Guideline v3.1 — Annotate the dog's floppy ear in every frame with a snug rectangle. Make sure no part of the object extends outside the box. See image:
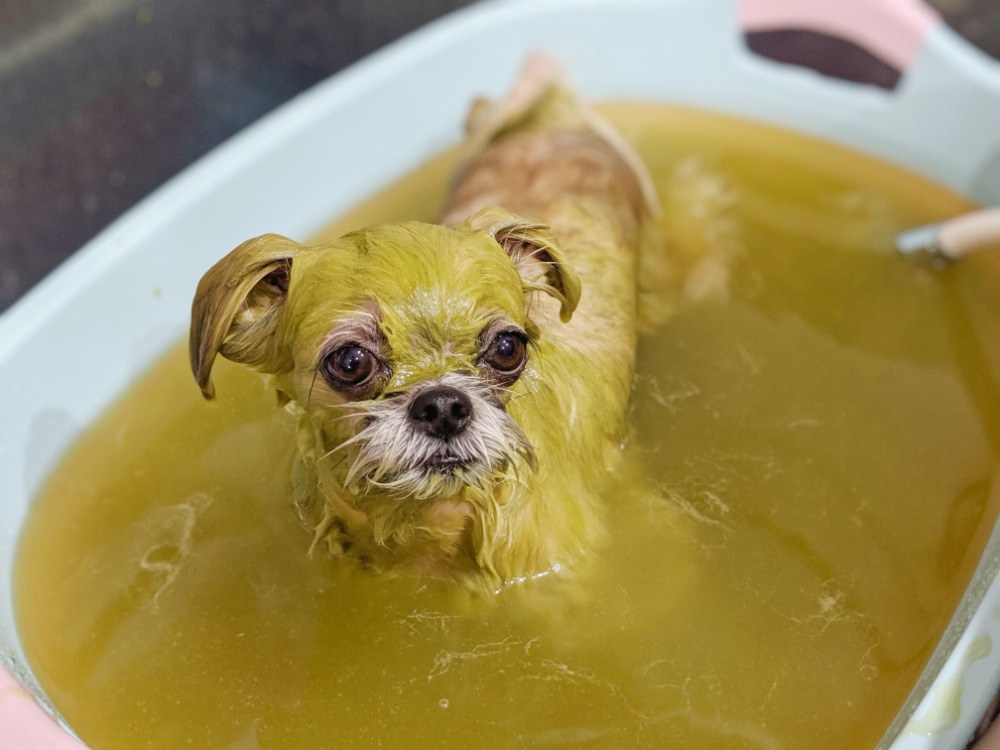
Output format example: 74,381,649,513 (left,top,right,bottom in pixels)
190,233,305,399
463,207,581,323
